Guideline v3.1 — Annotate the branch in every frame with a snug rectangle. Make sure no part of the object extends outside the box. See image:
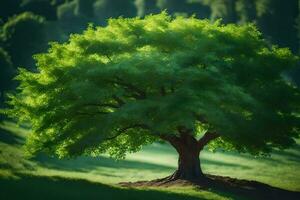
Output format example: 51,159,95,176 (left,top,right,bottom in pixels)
83,103,120,109
76,111,111,116
159,134,181,151
160,86,166,96
106,55,112,62
170,86,175,93
80,96,126,110
198,131,220,149
103,124,150,141
112,95,125,106
114,77,146,99
193,113,208,124
177,126,193,135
